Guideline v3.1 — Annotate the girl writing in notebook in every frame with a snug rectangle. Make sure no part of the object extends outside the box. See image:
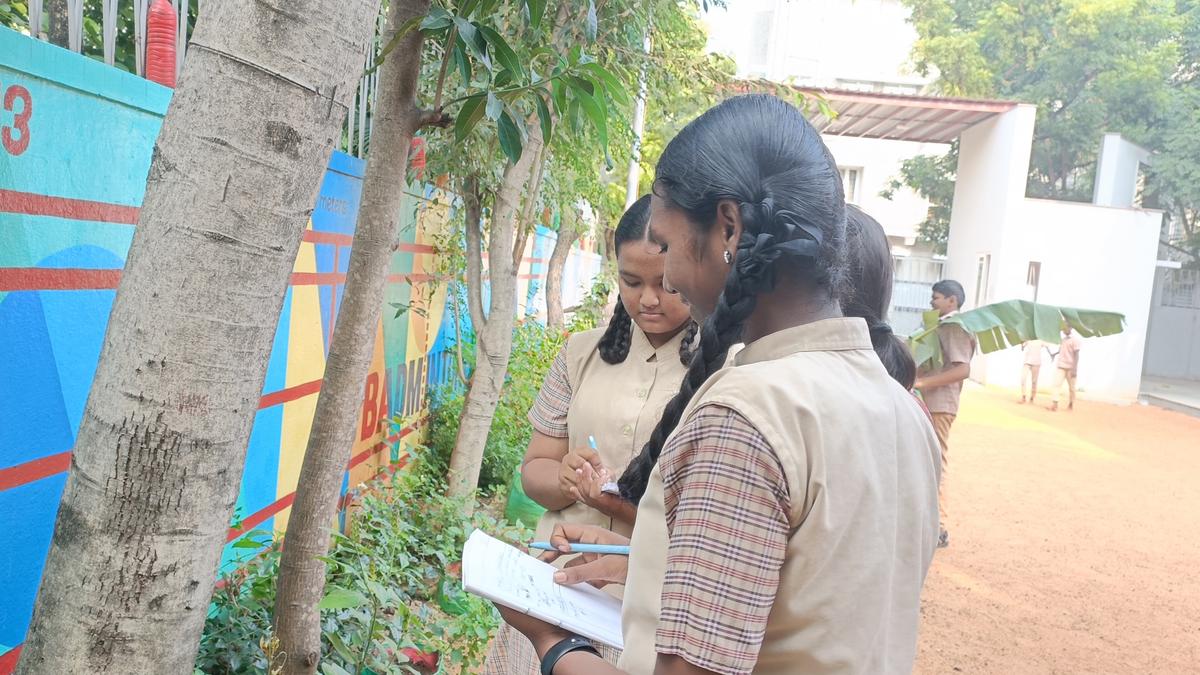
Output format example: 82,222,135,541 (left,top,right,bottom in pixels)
497,94,941,675
483,195,695,673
